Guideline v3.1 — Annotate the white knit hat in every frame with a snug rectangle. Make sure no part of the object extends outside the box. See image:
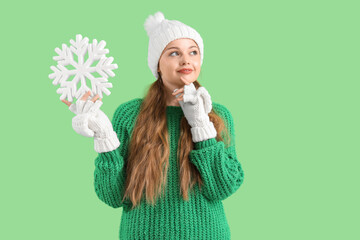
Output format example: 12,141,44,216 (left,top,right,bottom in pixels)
144,11,204,79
